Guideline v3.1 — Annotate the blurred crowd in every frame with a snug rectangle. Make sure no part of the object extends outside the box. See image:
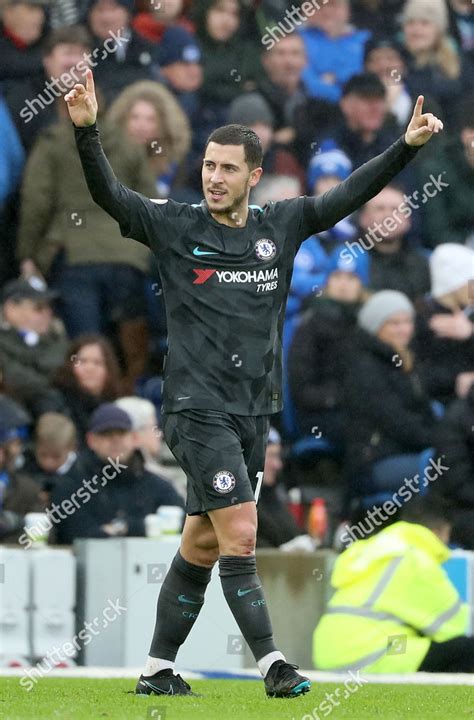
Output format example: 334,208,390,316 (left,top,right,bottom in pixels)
0,0,473,551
